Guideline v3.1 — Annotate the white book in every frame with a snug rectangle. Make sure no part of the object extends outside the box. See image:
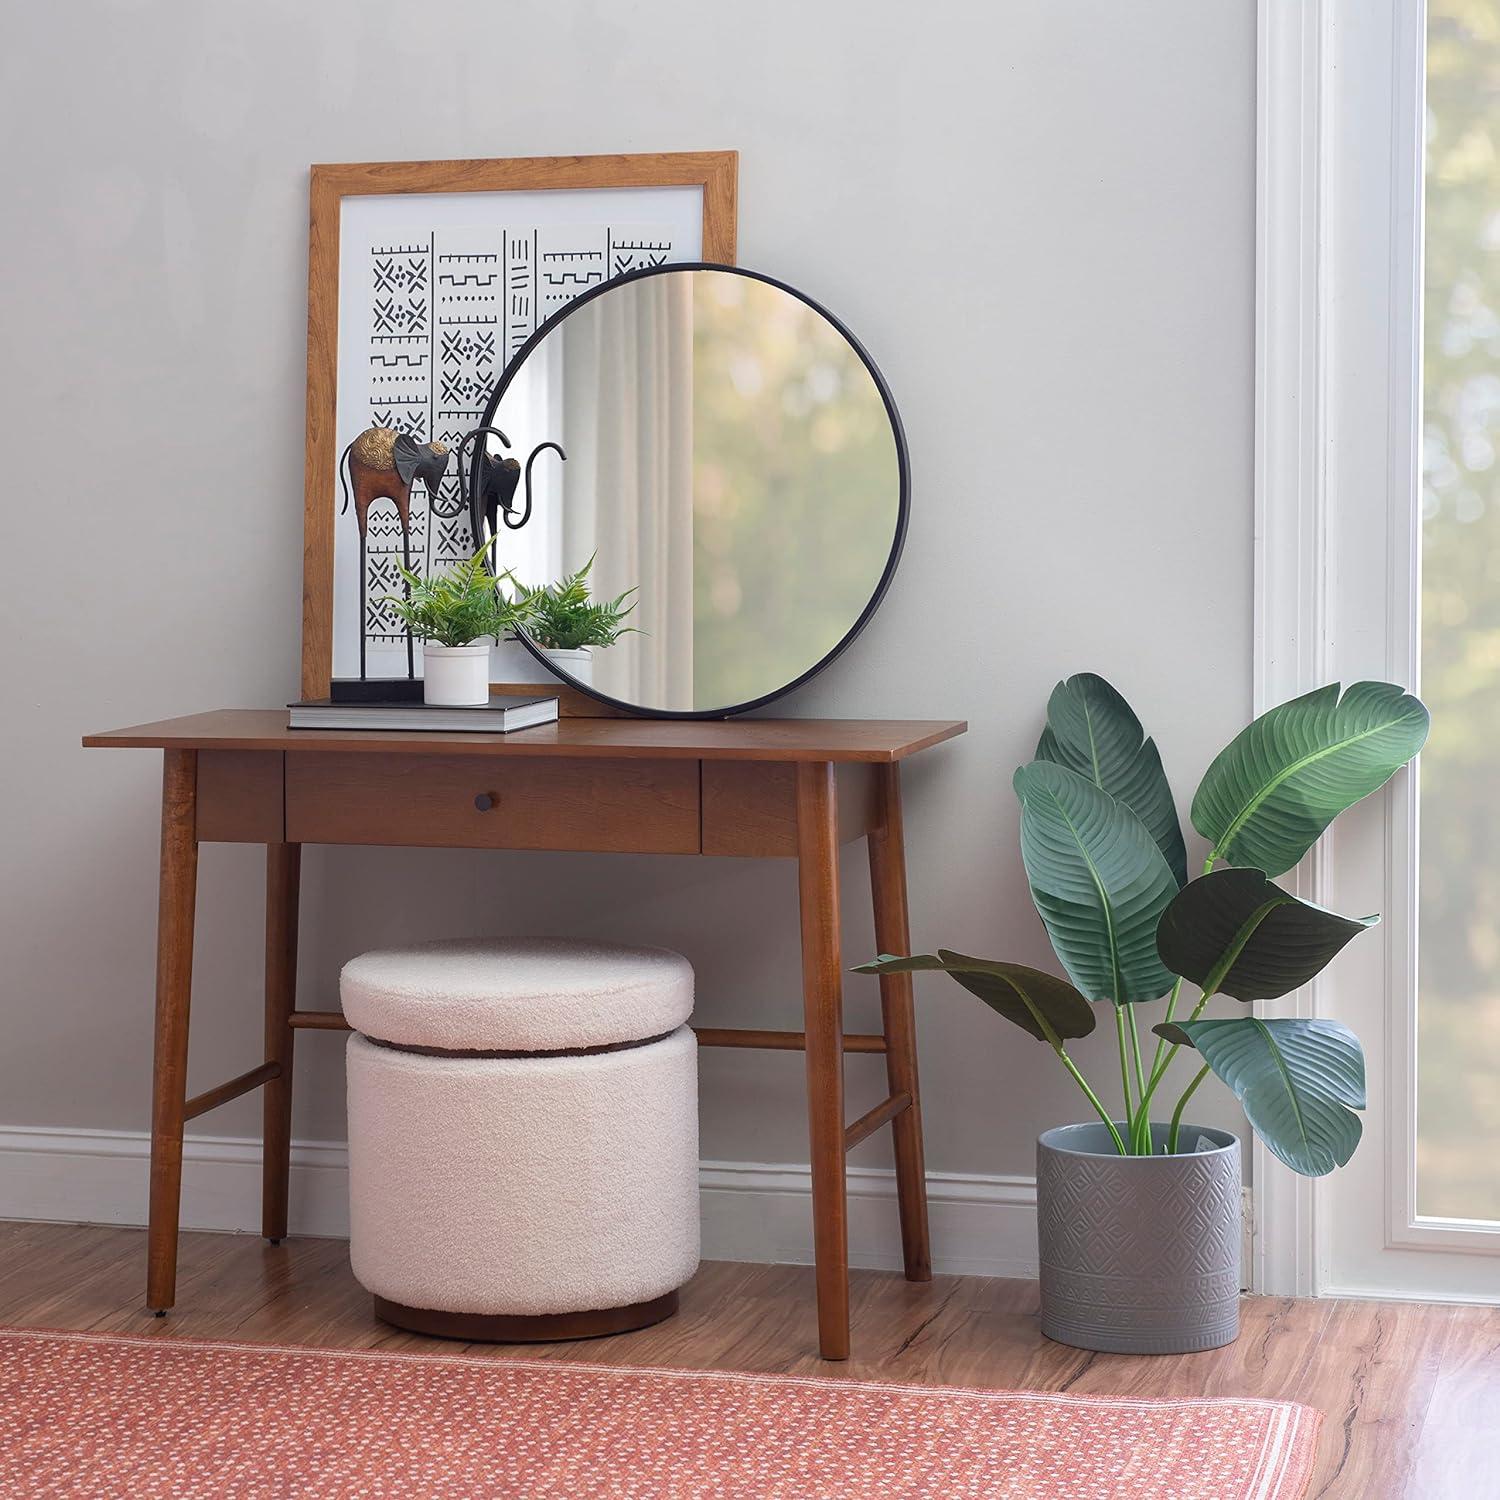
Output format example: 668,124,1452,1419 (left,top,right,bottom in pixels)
288,696,559,733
